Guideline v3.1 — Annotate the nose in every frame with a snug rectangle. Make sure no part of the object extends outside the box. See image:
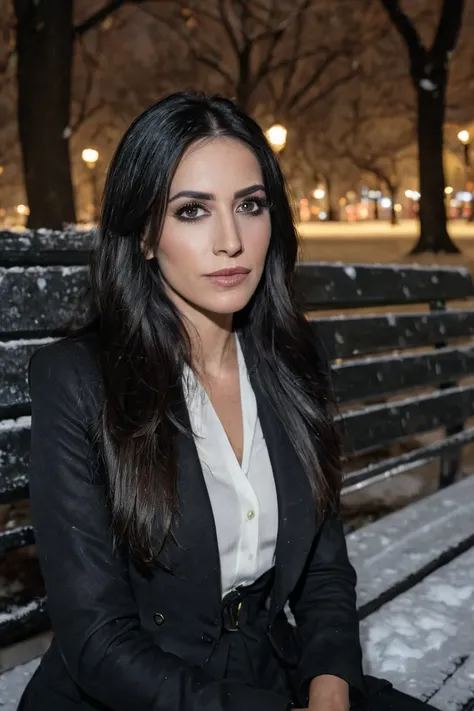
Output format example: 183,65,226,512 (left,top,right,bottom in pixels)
213,211,243,256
